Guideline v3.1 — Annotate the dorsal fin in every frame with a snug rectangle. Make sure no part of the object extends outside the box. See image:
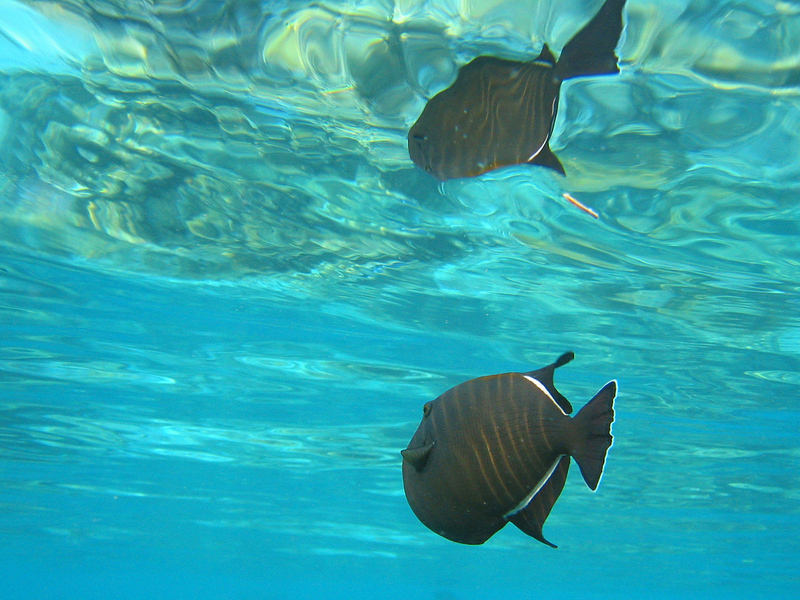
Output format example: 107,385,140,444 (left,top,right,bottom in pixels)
401,442,434,472
534,43,556,67
528,141,565,175
524,351,574,414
